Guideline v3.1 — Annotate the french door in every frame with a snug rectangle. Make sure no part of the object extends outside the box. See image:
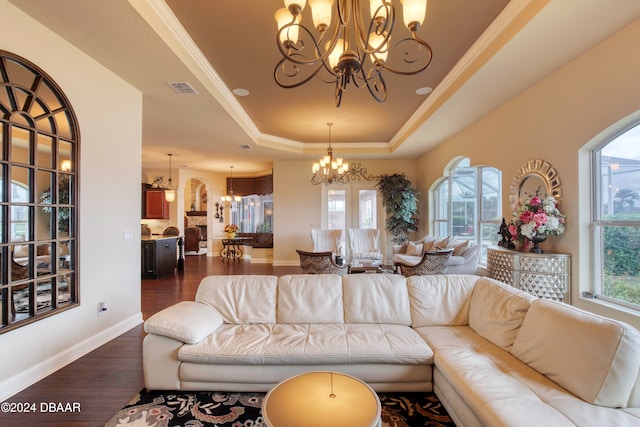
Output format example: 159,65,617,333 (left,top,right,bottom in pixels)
322,184,378,258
